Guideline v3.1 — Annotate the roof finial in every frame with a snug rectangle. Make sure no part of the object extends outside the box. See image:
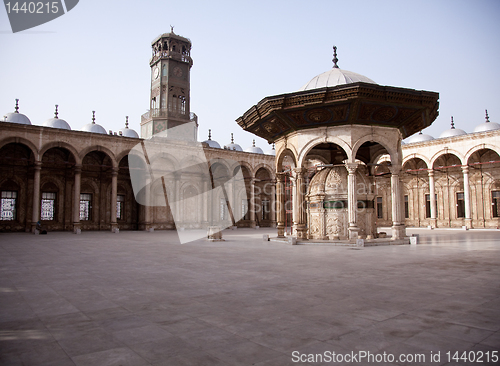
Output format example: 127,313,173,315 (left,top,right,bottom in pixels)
54,105,59,118
231,133,234,144
208,129,212,140
272,143,275,150
14,99,19,113
253,139,256,147
485,109,490,123
451,116,455,129
170,25,174,33
92,111,96,124
332,46,339,69
125,116,129,128
419,131,423,135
